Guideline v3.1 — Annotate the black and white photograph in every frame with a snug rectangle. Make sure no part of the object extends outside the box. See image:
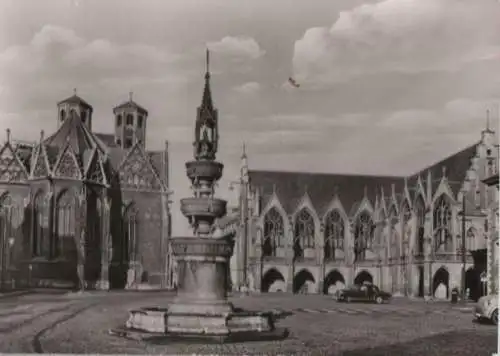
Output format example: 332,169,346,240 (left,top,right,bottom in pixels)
0,0,499,354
